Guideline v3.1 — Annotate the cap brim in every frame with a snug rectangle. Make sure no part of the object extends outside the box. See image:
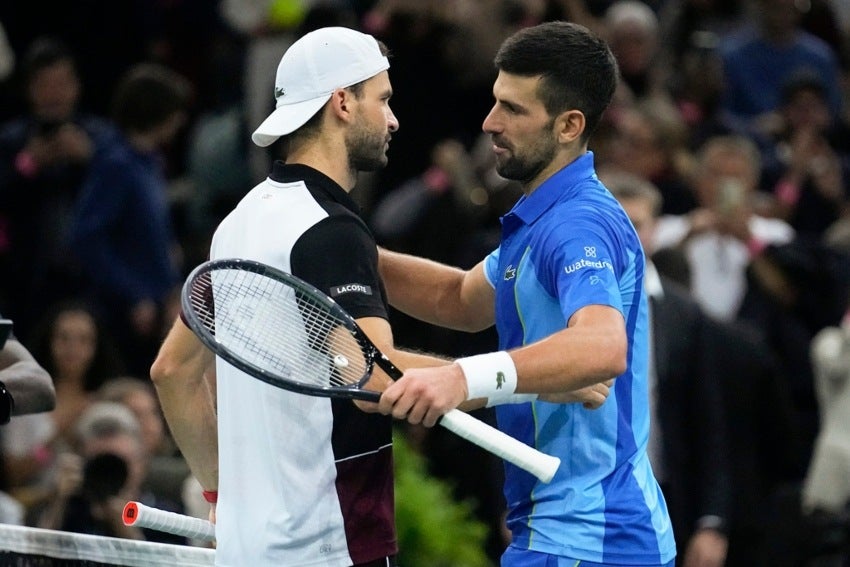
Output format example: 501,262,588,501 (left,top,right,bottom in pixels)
251,95,331,147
